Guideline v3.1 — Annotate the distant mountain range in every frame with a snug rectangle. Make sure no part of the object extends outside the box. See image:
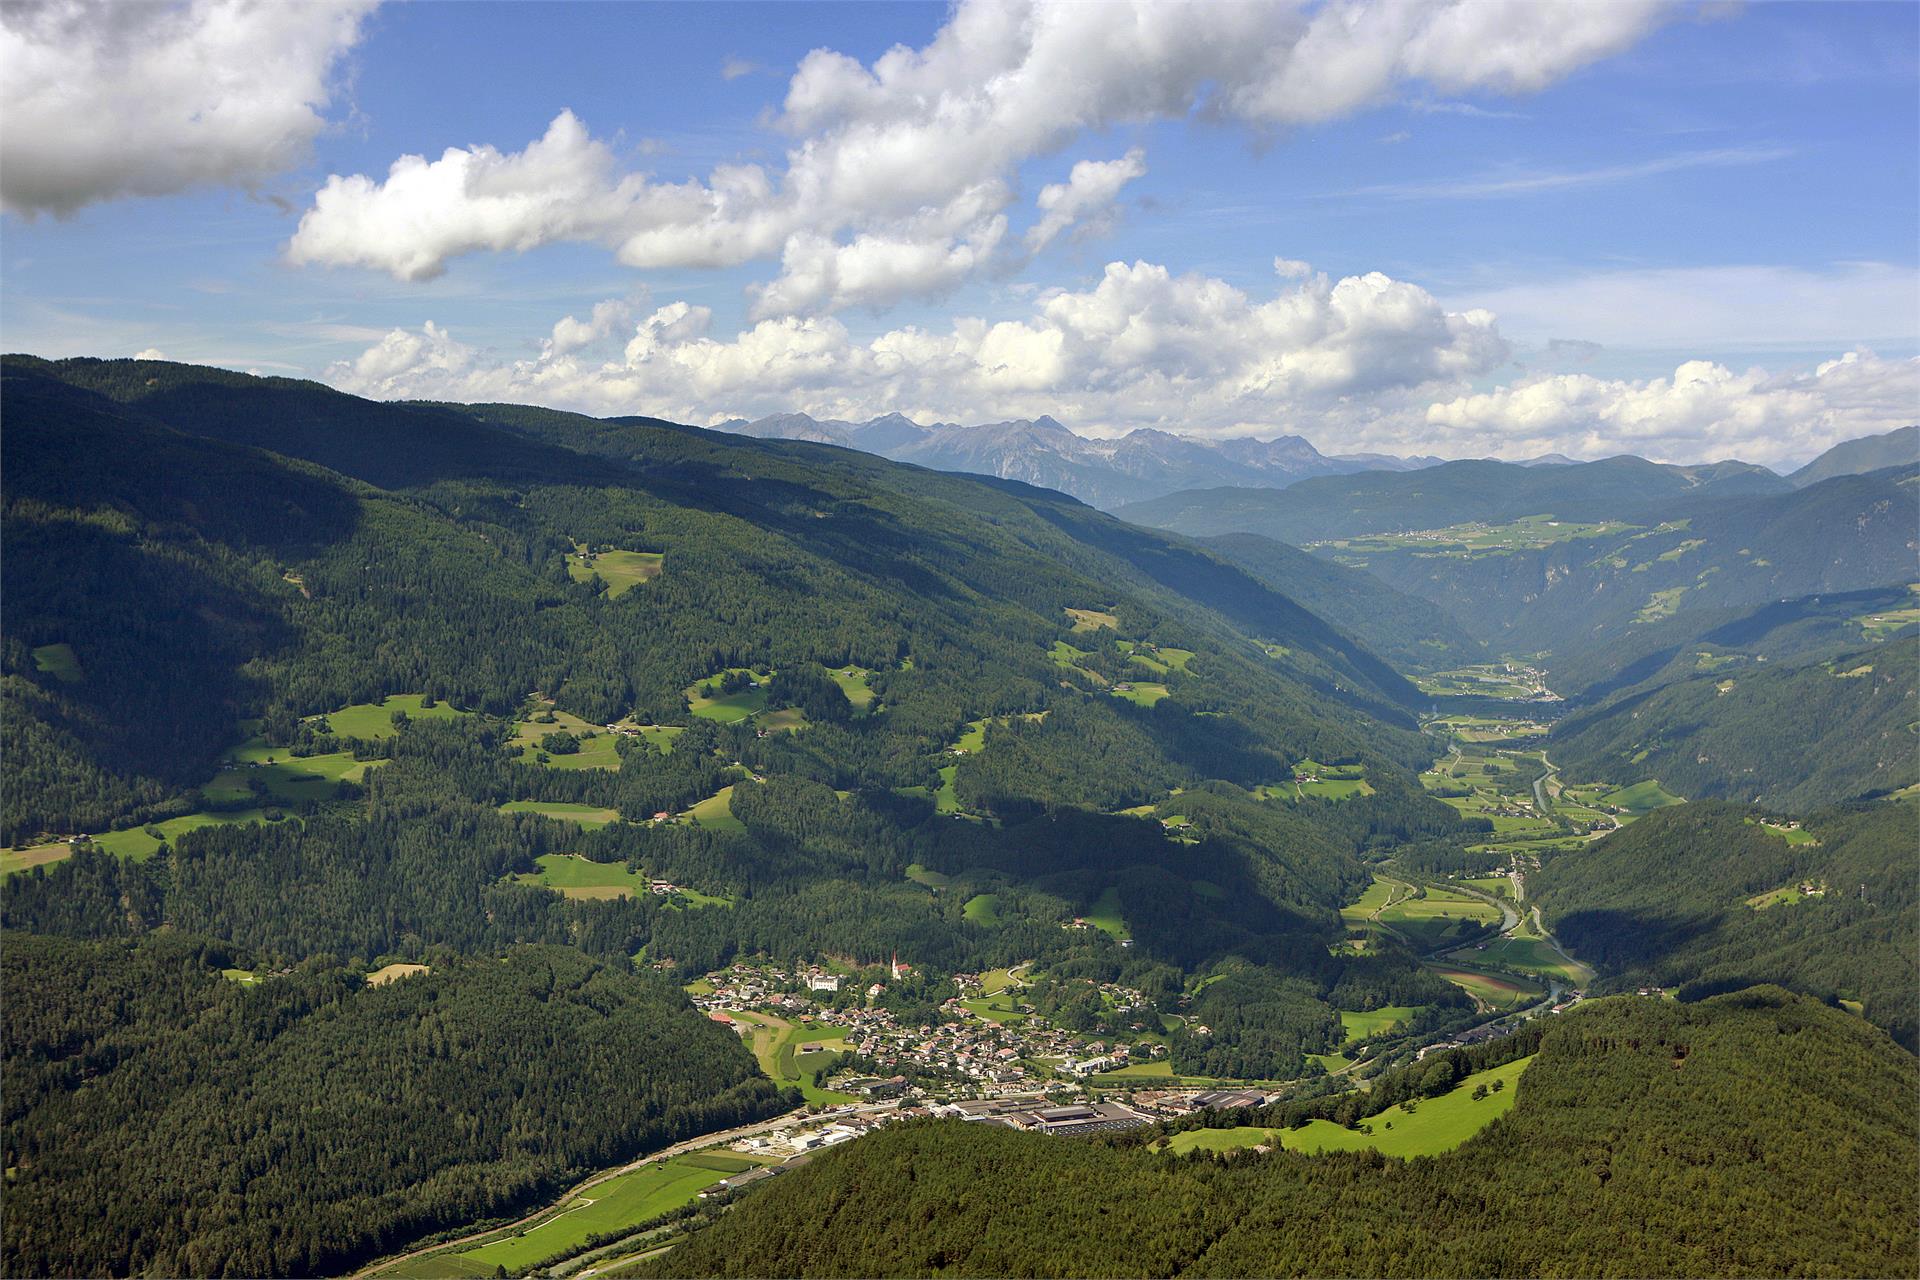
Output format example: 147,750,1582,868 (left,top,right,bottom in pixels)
719,414,1917,512
715,411,1449,508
